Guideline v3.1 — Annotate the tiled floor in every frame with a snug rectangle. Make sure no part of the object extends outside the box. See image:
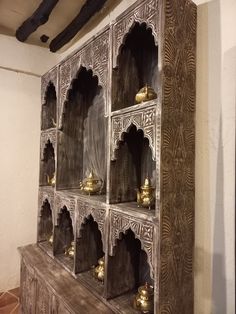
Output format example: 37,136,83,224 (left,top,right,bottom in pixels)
0,288,20,314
